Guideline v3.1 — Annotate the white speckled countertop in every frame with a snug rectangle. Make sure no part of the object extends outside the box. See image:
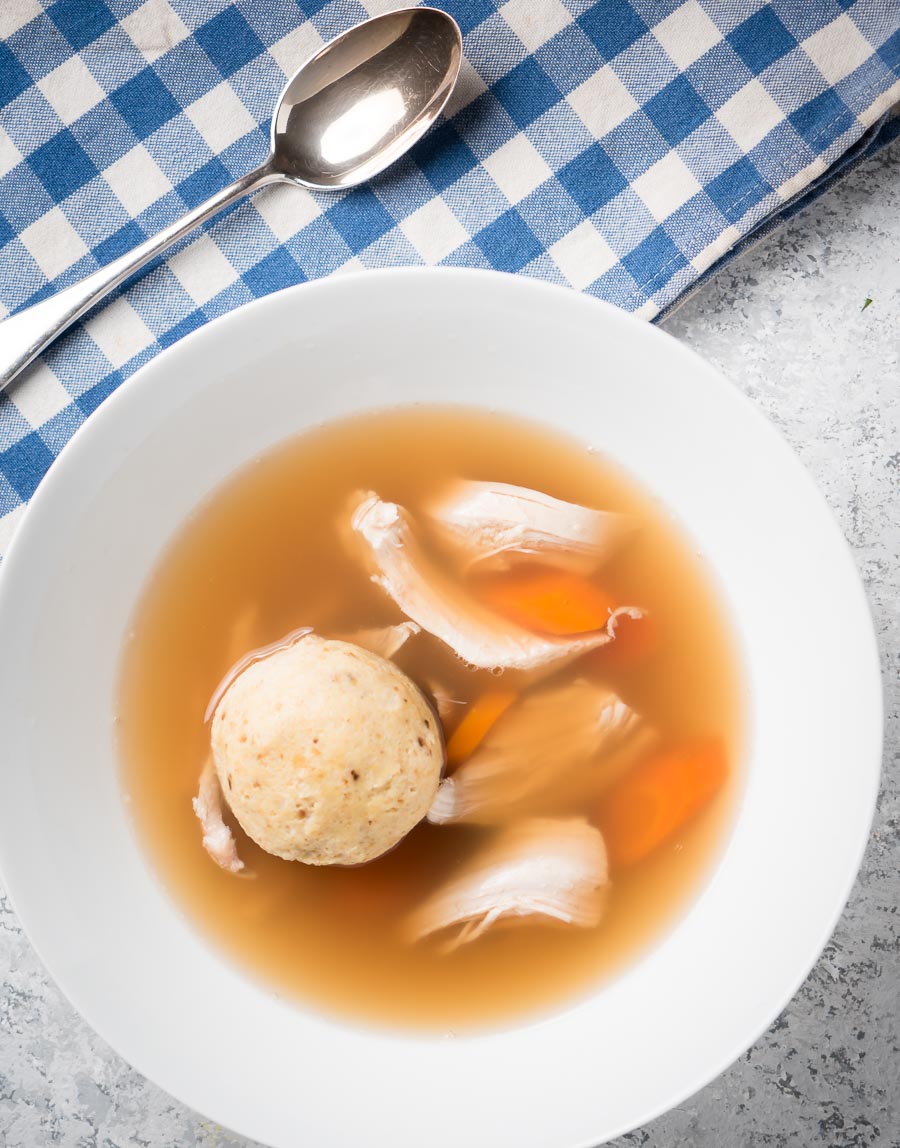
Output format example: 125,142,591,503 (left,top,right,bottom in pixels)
1,141,898,1147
